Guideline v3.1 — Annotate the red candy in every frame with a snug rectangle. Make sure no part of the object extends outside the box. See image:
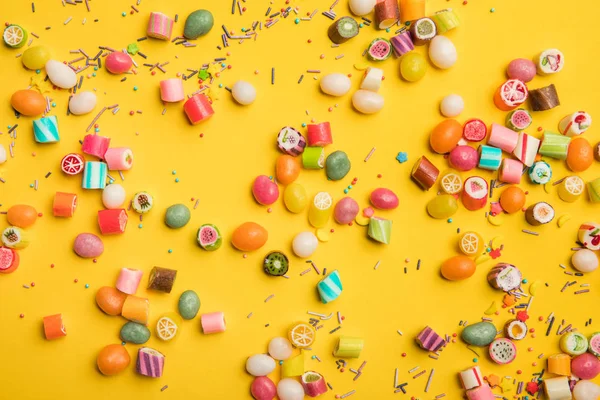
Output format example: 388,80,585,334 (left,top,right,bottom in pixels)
0,247,20,274
463,119,487,142
306,122,333,147
183,94,214,125
97,209,128,235
105,52,133,74
81,134,111,159
61,153,85,175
